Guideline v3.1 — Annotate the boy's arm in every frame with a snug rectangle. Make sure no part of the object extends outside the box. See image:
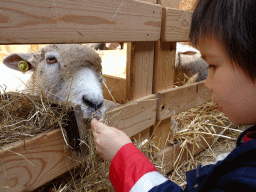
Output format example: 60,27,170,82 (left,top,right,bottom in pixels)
109,143,184,192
